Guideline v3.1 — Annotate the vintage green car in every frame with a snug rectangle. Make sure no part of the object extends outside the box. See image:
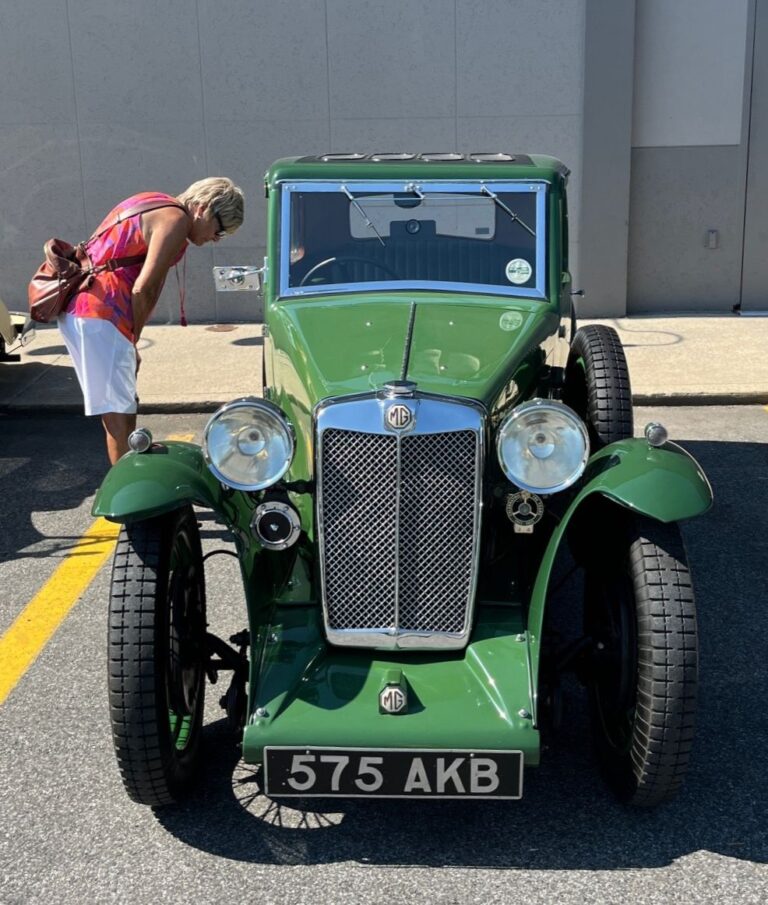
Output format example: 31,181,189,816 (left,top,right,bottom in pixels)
94,152,712,808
